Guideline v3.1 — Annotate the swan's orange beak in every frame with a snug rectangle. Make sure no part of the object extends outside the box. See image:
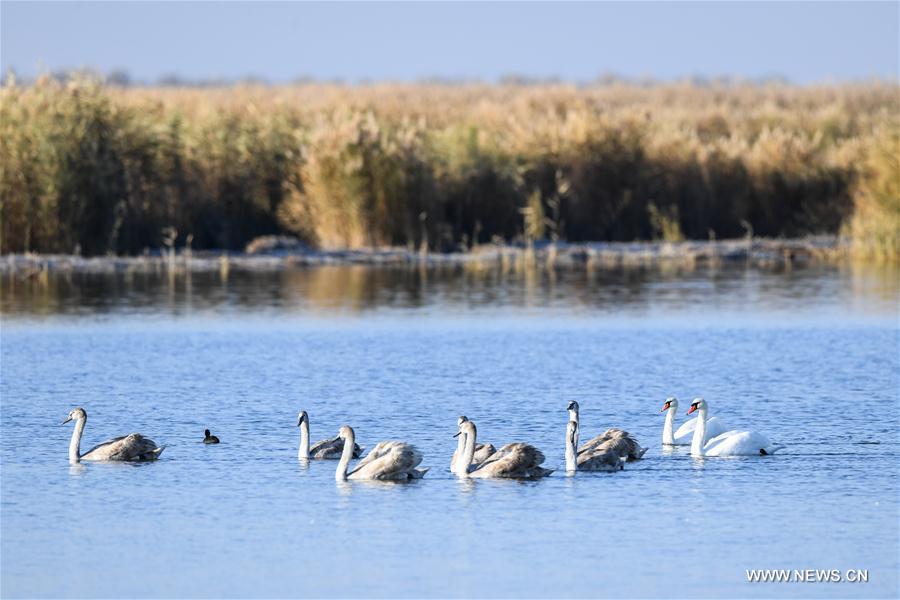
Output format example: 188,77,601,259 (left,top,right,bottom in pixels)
686,404,698,415
660,401,671,412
